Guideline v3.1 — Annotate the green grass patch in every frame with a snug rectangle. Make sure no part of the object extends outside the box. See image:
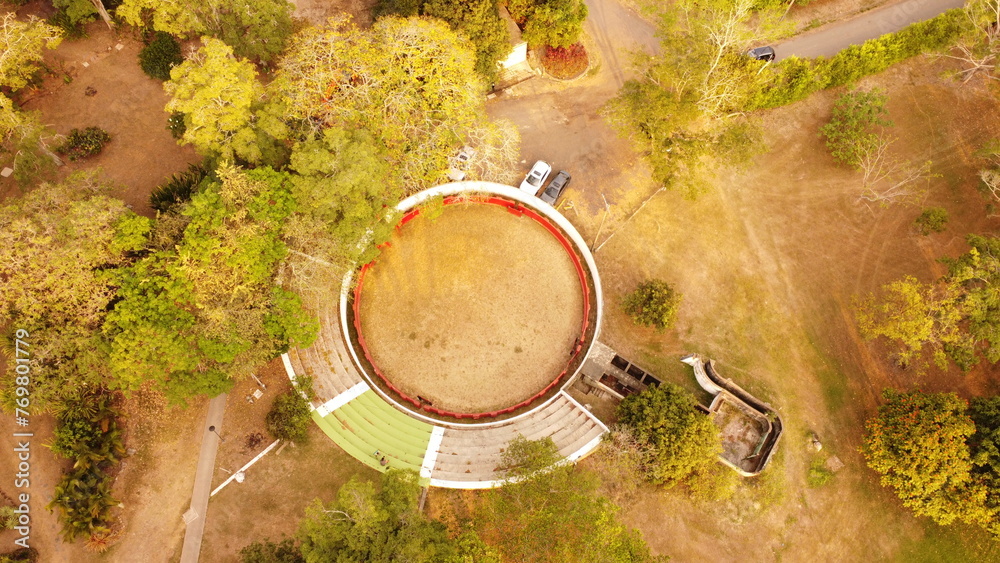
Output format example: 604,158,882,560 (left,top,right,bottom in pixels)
807,458,834,487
